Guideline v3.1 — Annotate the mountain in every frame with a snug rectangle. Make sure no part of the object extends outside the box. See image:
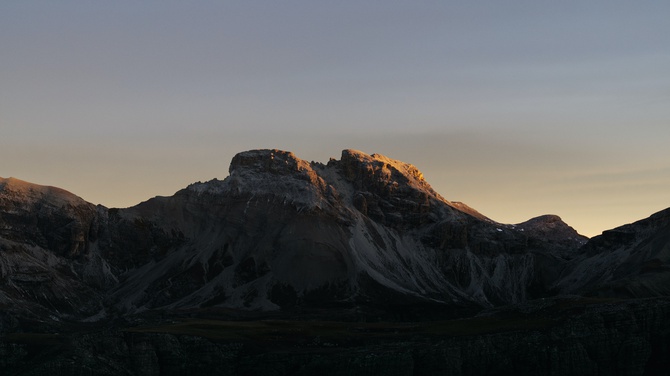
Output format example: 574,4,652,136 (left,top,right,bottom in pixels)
1,149,670,375
1,150,588,322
